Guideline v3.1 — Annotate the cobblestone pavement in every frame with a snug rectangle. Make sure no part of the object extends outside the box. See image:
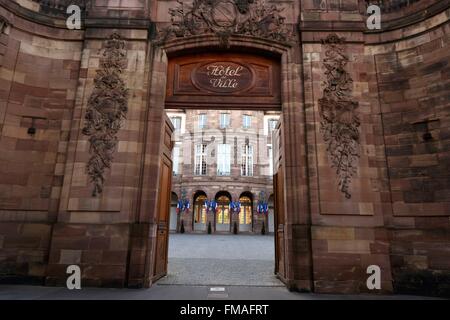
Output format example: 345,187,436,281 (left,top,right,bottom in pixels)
157,234,283,286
